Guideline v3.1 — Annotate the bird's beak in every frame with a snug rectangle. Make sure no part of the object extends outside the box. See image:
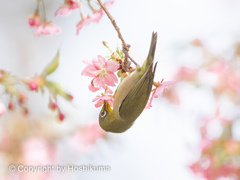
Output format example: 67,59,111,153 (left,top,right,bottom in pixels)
103,100,110,111
101,100,113,114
